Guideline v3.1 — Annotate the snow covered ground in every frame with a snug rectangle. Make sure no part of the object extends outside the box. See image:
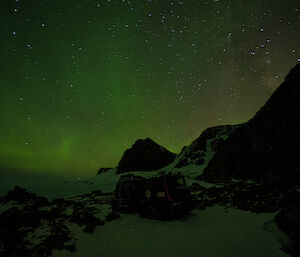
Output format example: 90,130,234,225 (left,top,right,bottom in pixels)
0,170,292,257
52,206,289,257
